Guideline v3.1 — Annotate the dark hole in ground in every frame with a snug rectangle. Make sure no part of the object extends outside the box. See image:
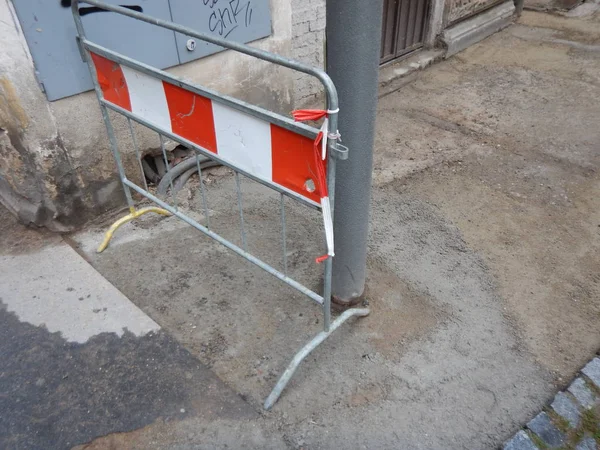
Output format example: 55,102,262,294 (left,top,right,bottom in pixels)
139,144,223,199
